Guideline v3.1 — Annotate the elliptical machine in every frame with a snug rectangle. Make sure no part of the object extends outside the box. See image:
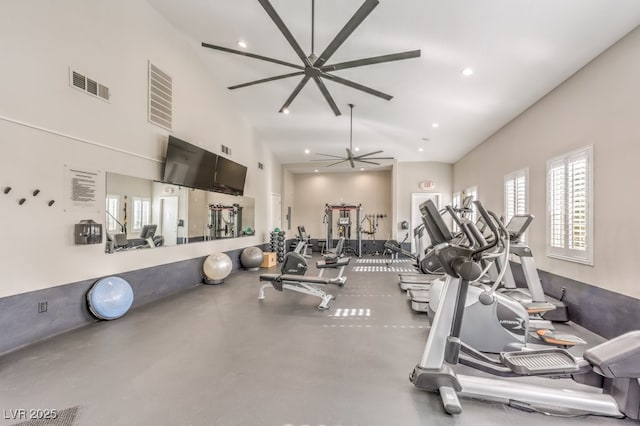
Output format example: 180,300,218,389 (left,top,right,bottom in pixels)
426,206,583,352
410,199,640,419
